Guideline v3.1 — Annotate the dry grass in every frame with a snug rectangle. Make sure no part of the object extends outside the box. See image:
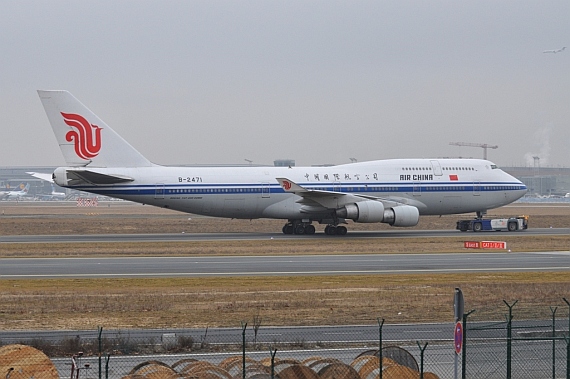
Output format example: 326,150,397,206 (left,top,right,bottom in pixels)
0,235,568,258
0,202,568,330
0,273,569,330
